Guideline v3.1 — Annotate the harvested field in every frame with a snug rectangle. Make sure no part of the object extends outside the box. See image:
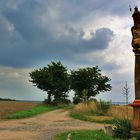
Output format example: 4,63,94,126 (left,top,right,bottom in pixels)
0,101,38,119
108,105,133,120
